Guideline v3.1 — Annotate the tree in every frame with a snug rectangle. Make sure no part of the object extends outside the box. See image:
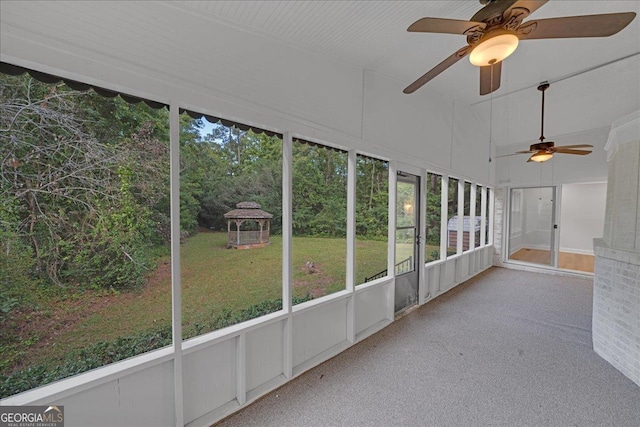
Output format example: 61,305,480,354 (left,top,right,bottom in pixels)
180,120,283,234
425,173,442,246
355,156,388,239
0,74,170,289
292,142,347,237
